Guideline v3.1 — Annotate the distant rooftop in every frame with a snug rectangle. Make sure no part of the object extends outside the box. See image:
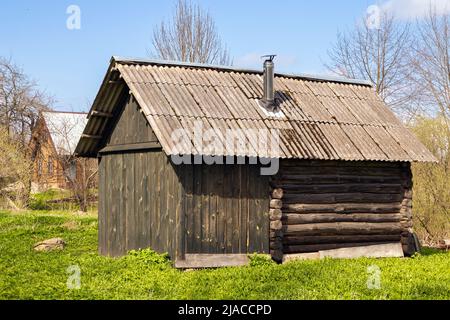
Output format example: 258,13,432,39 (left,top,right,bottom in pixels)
42,111,88,155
